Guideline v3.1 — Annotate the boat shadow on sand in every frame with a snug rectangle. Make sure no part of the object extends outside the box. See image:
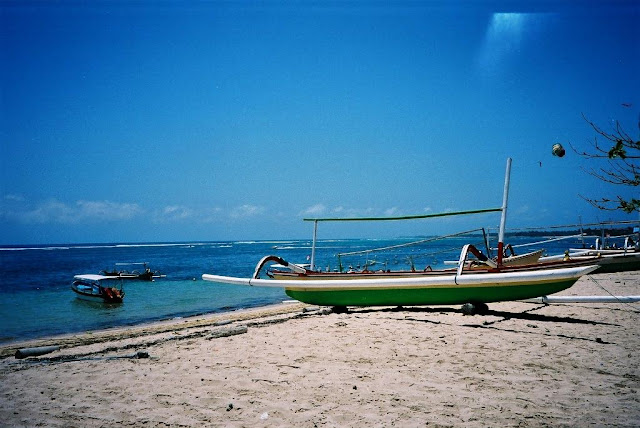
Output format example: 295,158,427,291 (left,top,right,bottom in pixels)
352,305,620,330
344,306,621,345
